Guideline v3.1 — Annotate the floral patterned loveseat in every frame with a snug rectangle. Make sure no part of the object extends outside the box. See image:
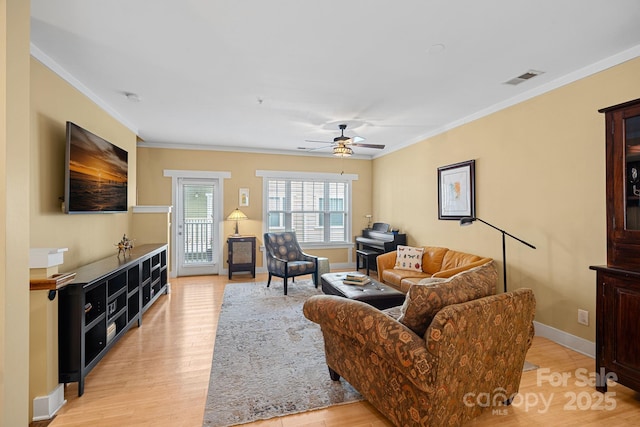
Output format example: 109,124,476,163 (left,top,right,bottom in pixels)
303,262,536,427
